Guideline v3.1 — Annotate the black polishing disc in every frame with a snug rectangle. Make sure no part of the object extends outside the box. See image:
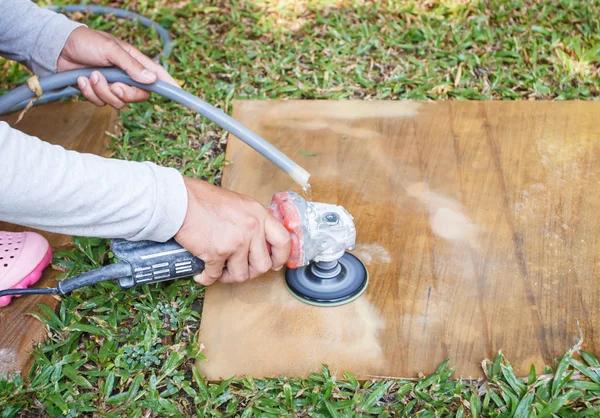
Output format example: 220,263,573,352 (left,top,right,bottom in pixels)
284,252,368,307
